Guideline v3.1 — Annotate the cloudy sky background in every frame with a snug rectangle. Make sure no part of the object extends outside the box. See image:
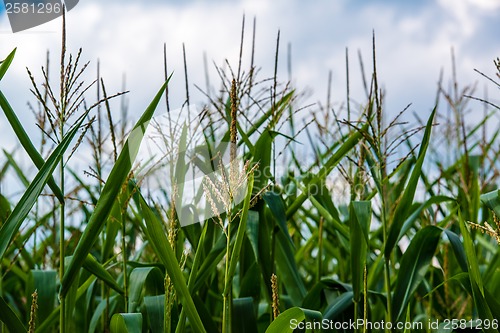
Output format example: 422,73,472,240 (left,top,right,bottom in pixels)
0,0,499,168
